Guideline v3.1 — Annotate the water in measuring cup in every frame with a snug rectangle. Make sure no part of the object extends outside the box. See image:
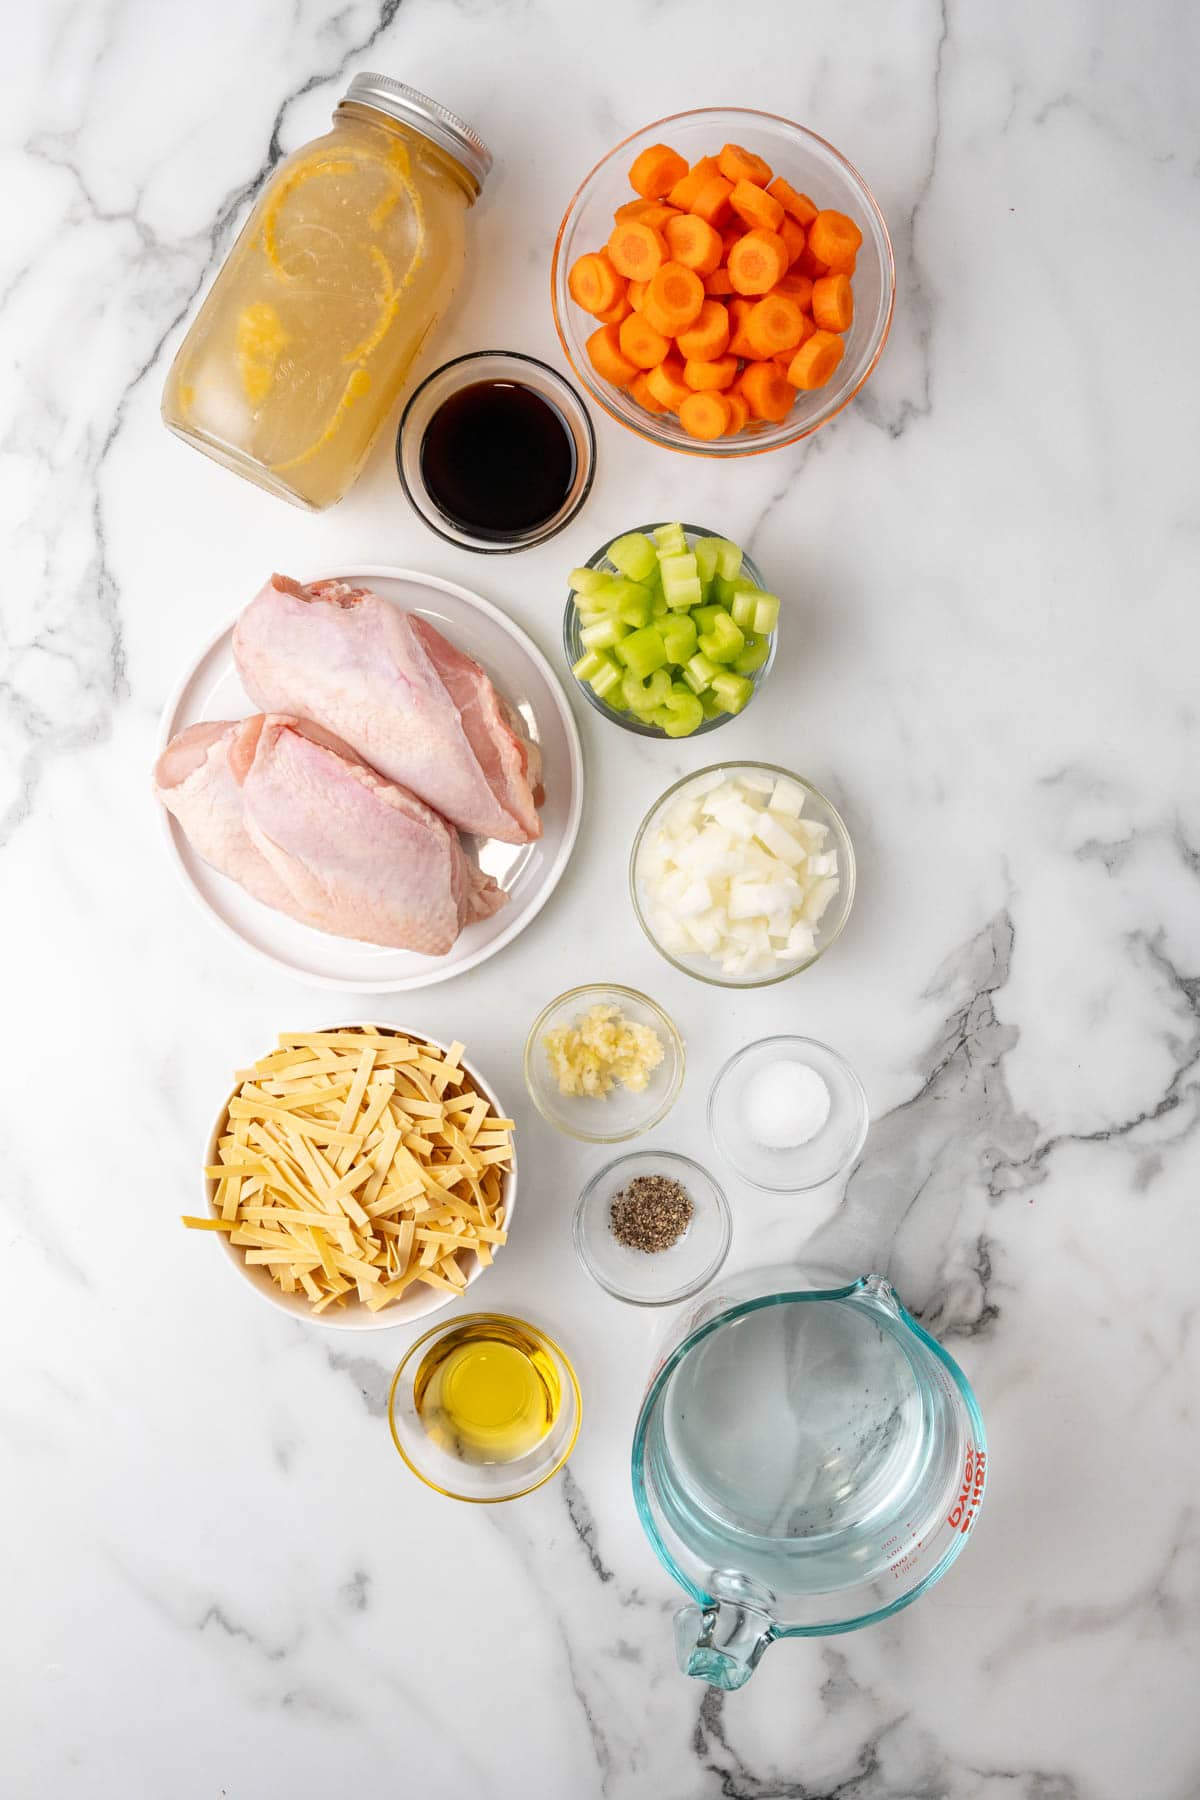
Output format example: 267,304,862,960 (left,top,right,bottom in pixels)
656,1295,955,1594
